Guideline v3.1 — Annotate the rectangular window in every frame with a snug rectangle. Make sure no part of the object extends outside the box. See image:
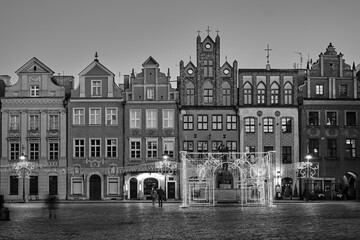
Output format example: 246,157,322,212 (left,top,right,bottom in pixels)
197,115,208,130
326,111,337,126
212,141,222,151
91,80,102,96
89,139,101,157
346,139,356,158
146,140,158,158
197,141,208,152
163,110,174,128
29,176,38,195
281,117,292,133
282,146,292,164
327,139,337,158
30,85,39,97
106,139,117,158
146,110,158,129
72,177,83,195
212,115,223,130
108,178,119,195
73,108,85,125
203,60,213,77
316,85,324,95
264,146,274,152
270,89,279,104
29,142,39,160
284,89,293,105
226,115,237,130
222,89,231,105
204,89,213,104
49,115,59,130
10,176,19,195
9,142,20,160
74,139,85,158
308,139,319,157
29,115,39,130
183,141,194,152
49,141,59,160
339,84,348,96
263,118,274,133
183,115,194,130
147,88,155,99
244,89,252,104
49,176,58,195
106,108,118,125
308,111,319,126
130,140,141,158
226,141,237,152
245,117,255,133
163,140,174,158
186,89,195,105
346,112,356,126
89,108,101,125
130,109,141,129
9,115,20,131
257,89,265,104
